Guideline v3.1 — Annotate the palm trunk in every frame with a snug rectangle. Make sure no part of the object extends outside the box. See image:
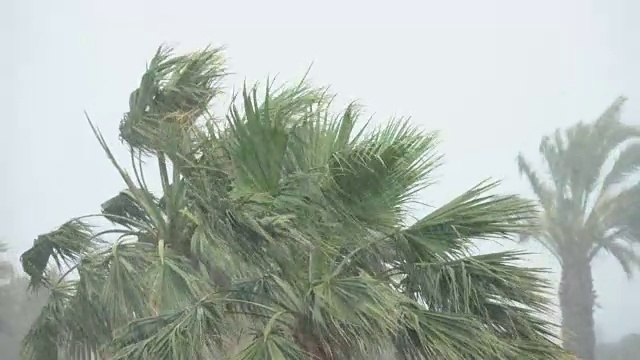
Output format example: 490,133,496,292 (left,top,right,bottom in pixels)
295,330,333,360
558,254,595,360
